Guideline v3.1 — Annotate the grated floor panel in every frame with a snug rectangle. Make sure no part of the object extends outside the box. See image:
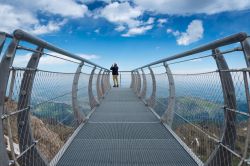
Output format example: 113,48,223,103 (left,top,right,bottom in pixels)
56,88,198,166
